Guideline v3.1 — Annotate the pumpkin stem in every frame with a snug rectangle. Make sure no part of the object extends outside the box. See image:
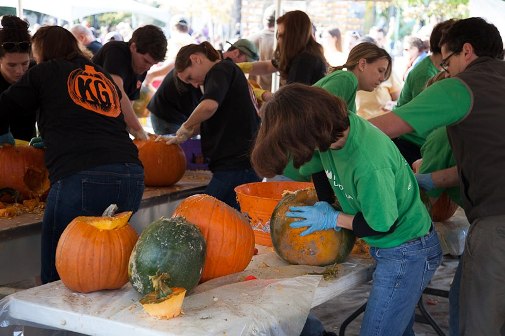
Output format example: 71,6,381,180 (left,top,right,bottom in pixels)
150,273,173,300
102,204,118,217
